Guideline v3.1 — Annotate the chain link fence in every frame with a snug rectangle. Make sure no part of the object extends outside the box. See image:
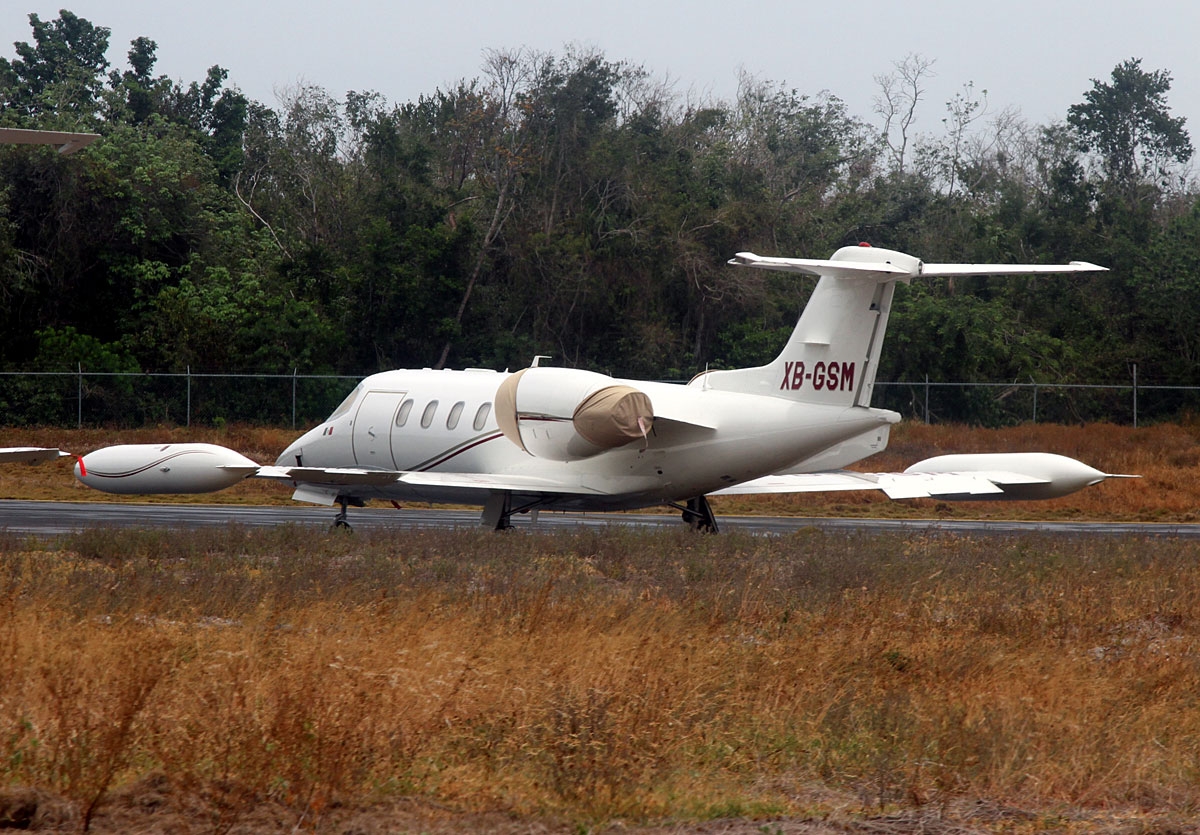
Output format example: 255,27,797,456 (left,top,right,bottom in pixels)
0,369,360,429
0,368,1193,428
874,375,1194,427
